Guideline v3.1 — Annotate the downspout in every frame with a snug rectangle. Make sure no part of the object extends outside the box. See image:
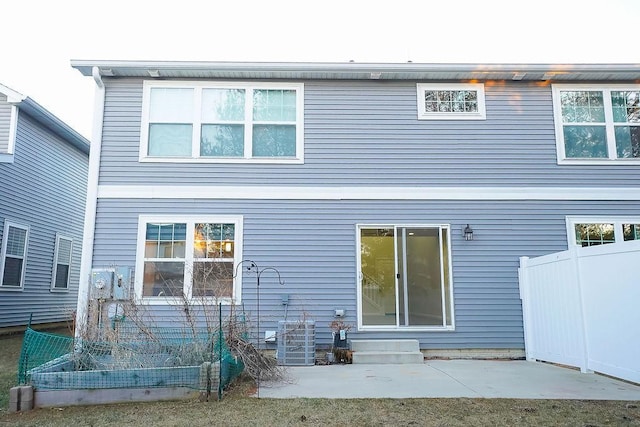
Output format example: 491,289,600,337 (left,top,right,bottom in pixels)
75,66,105,340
